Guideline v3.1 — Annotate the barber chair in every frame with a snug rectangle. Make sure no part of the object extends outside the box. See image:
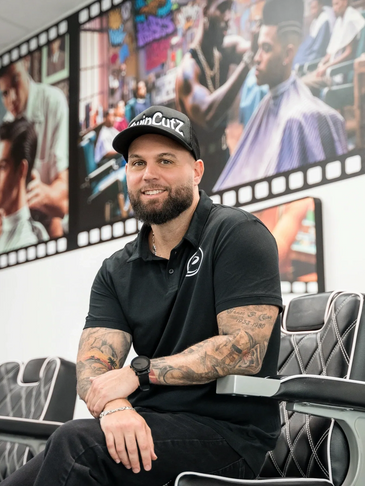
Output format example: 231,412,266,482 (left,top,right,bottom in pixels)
0,357,77,481
322,14,365,112
175,291,365,486
78,131,130,226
